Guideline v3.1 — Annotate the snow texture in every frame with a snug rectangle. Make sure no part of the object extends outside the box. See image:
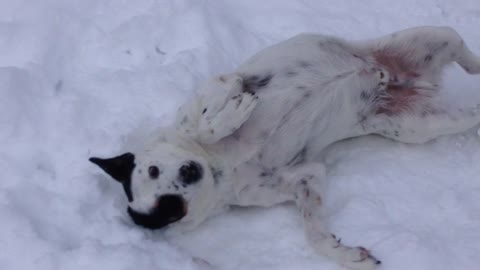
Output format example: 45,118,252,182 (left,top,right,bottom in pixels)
1,1,480,270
